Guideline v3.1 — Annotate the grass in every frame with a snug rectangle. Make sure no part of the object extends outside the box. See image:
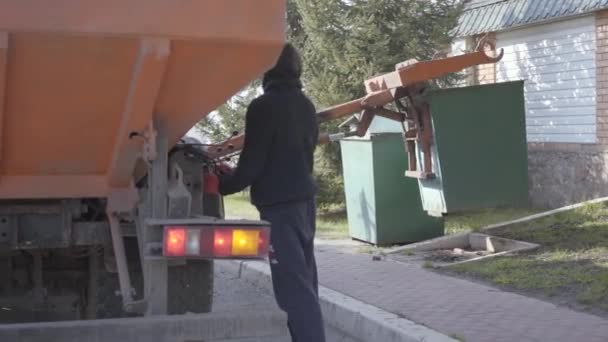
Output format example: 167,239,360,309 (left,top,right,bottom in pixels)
444,207,540,235
223,193,259,220
223,194,349,239
447,202,608,315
